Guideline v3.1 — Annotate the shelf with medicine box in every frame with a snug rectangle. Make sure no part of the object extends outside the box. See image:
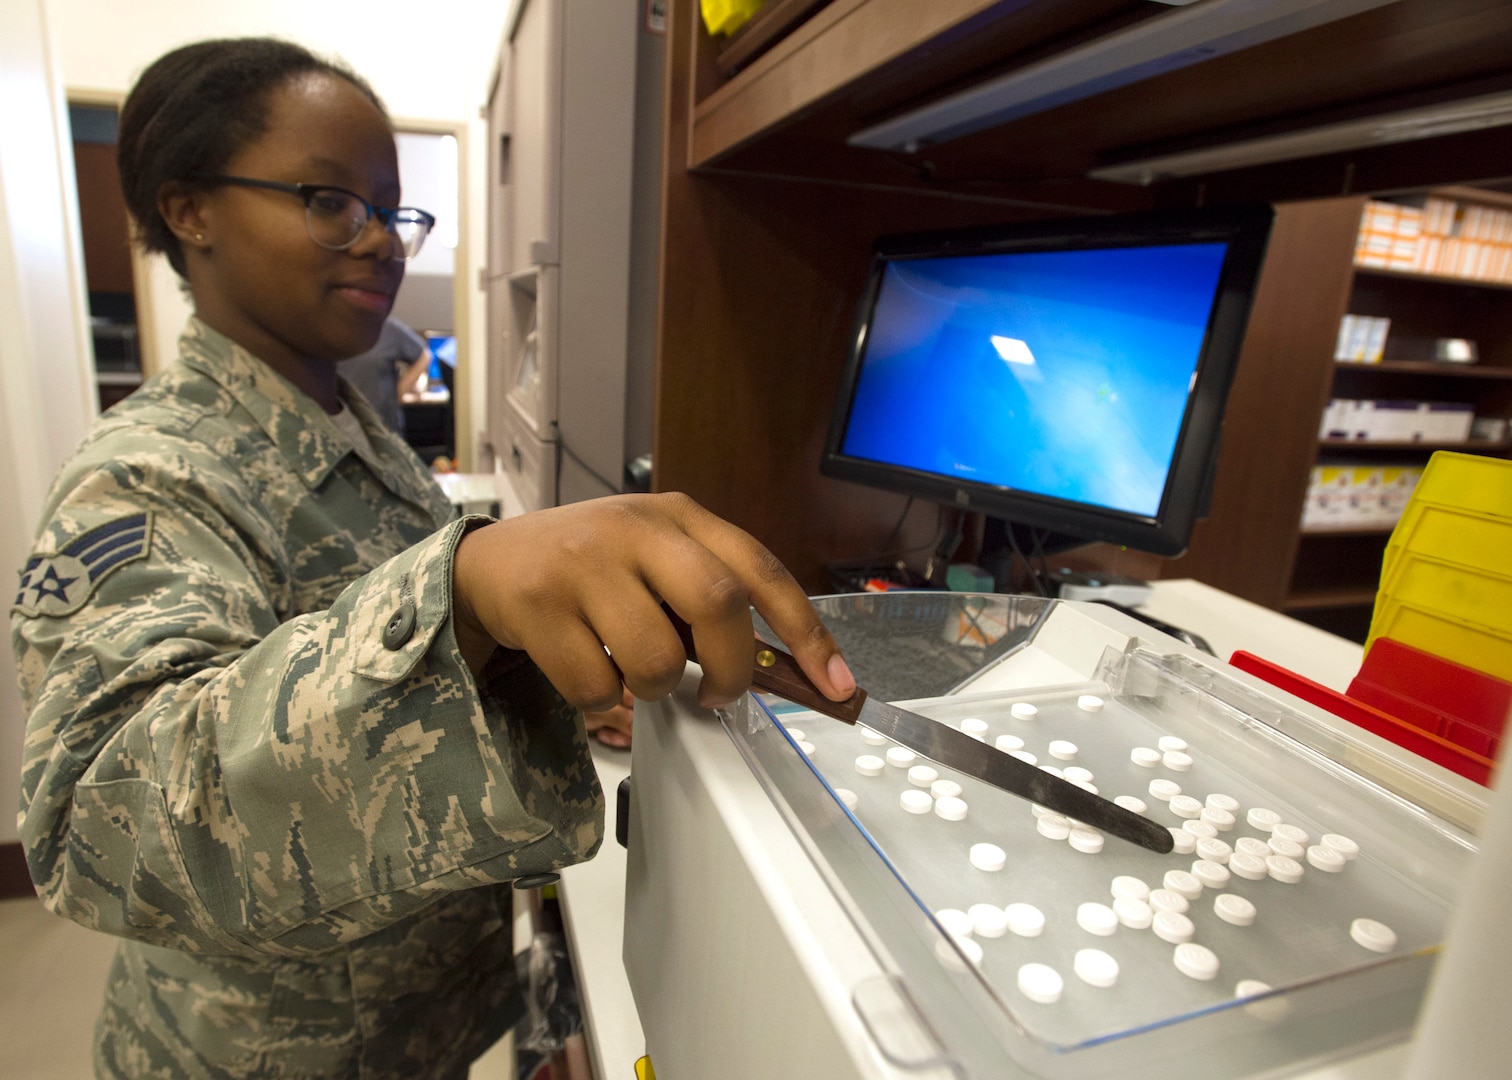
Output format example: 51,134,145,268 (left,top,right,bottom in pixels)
1169,192,1512,645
